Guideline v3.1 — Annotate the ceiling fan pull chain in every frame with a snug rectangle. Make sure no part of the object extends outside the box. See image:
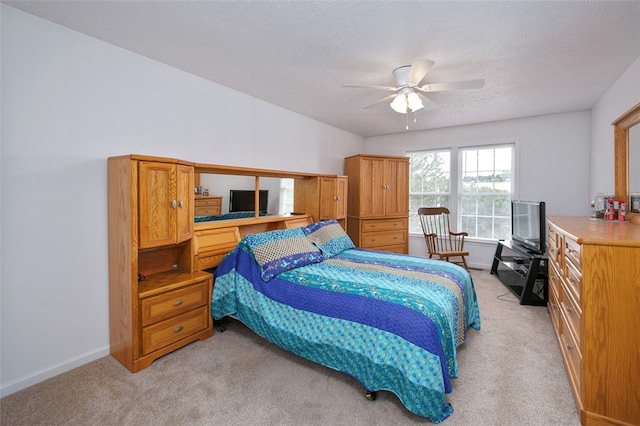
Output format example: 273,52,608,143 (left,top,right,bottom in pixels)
406,113,409,130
